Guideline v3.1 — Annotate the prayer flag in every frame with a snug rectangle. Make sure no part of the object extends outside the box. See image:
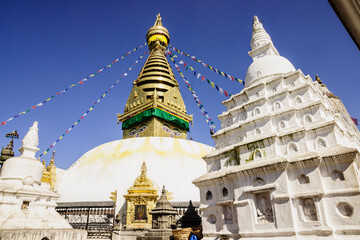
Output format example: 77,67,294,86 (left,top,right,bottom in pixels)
351,117,359,126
